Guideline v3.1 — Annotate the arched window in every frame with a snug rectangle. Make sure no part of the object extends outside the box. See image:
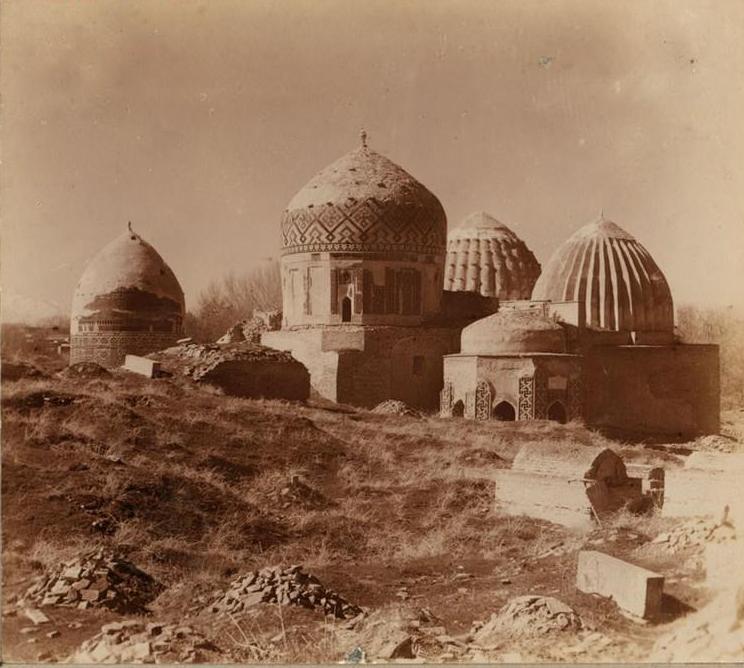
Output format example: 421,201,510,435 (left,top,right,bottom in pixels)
547,401,567,424
341,296,352,322
493,401,516,421
452,400,465,418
